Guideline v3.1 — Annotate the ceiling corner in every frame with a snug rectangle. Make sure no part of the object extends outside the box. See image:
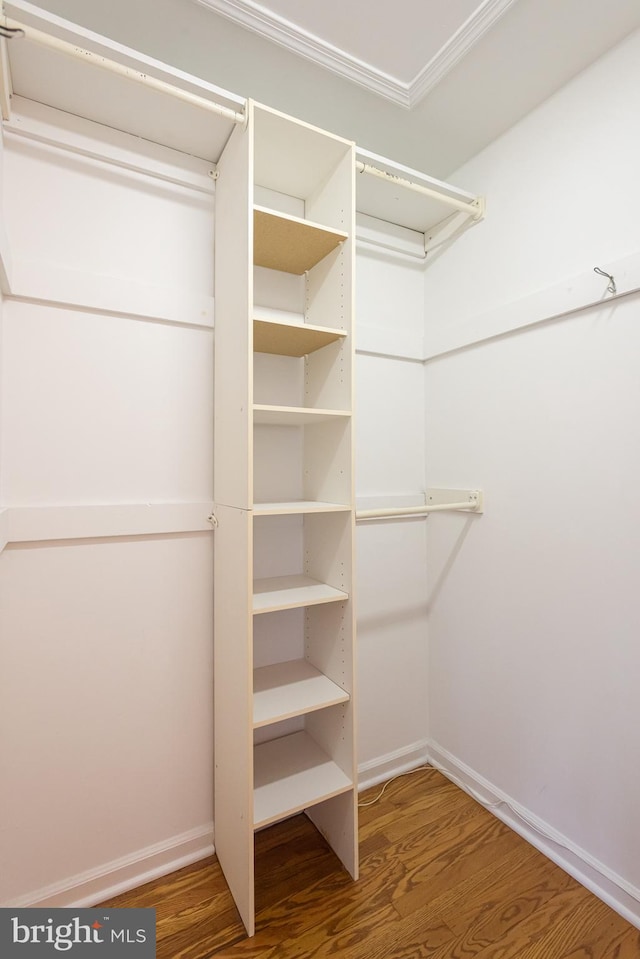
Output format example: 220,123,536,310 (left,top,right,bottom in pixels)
408,0,521,106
